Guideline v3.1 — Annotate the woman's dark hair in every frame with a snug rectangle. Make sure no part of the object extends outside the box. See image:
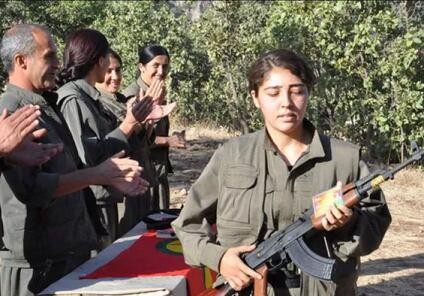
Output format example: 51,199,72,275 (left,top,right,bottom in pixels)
109,48,122,66
138,44,169,65
248,48,316,94
58,28,109,85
